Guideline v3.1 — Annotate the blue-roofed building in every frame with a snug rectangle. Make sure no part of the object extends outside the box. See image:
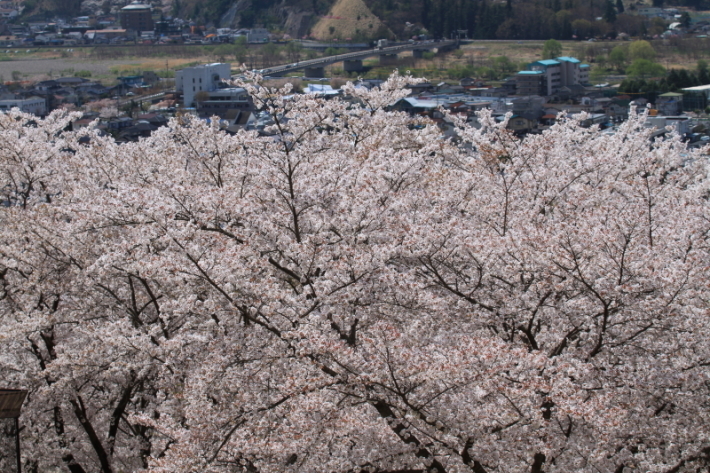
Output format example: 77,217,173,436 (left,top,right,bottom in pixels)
533,59,562,66
515,56,590,96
